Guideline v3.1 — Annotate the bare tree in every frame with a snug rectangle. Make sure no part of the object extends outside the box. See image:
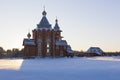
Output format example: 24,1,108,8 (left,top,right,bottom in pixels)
0,47,5,54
